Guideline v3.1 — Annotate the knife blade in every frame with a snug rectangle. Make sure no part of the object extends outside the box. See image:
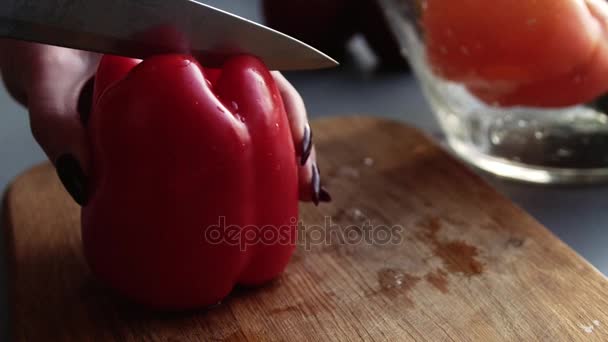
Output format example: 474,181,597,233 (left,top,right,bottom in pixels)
0,0,338,71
